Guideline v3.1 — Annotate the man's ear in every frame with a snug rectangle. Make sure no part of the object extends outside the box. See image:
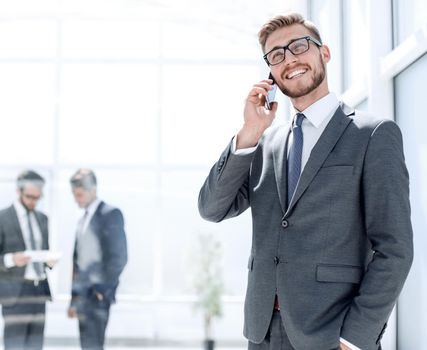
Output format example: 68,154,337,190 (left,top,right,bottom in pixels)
320,44,331,63
91,187,98,198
